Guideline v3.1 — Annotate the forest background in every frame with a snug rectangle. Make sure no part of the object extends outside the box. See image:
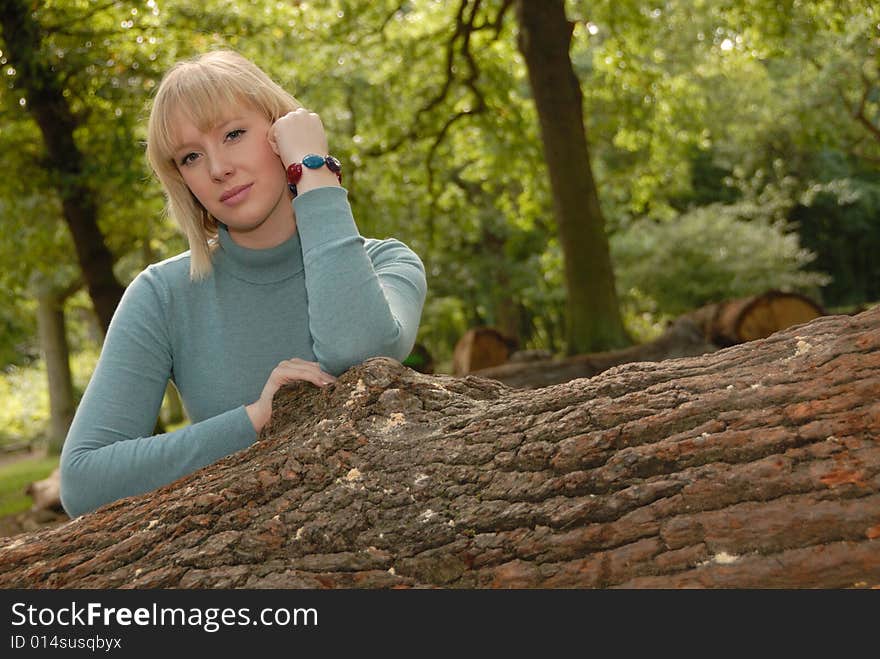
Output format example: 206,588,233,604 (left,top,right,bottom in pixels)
0,0,877,505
